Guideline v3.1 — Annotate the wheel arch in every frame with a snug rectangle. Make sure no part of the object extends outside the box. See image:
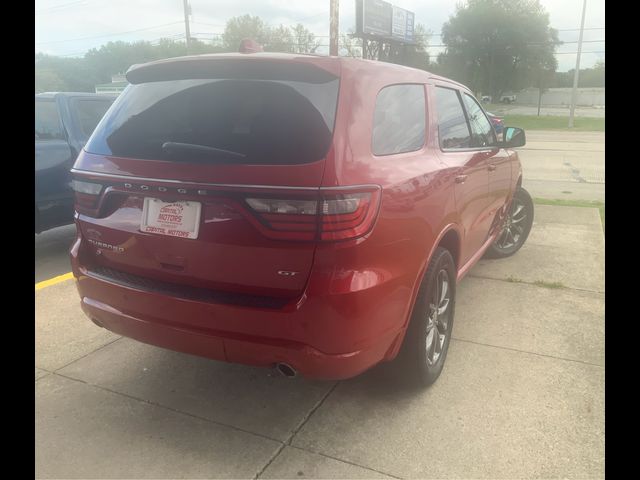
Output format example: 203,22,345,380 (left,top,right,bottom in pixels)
383,223,463,361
